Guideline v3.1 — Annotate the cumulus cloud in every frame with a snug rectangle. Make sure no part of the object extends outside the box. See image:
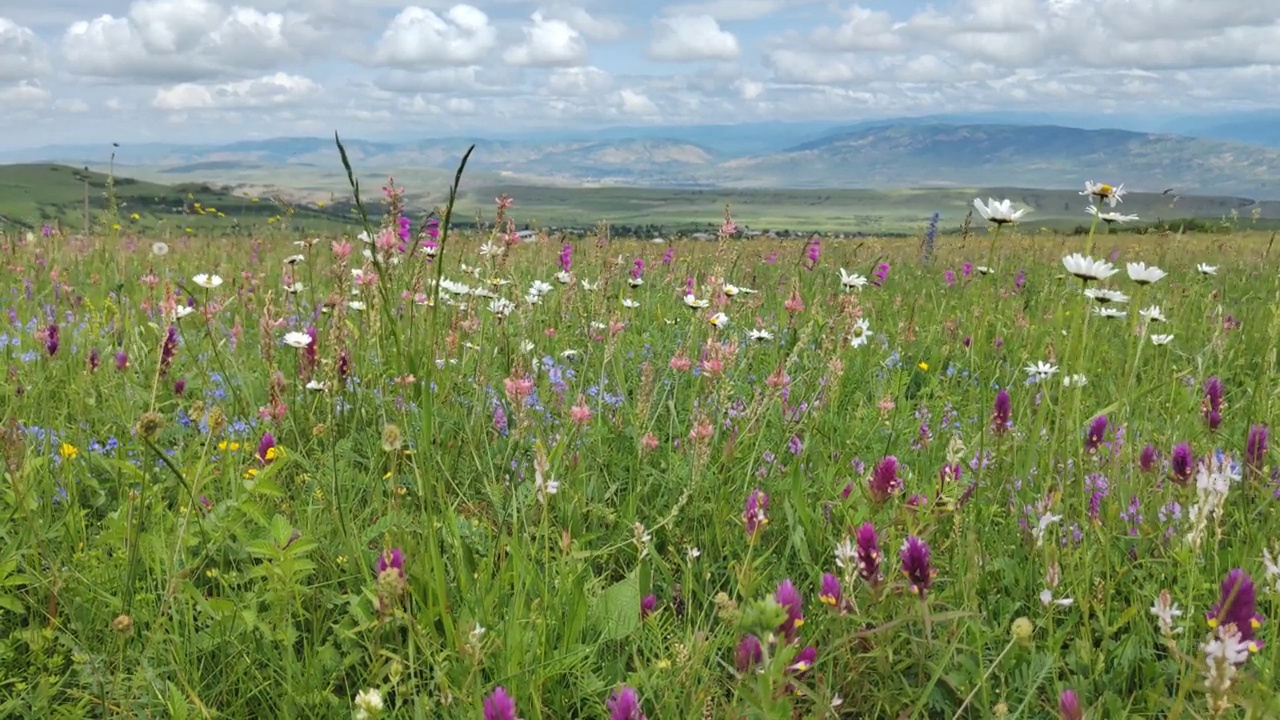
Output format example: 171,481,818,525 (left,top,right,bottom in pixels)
649,15,739,62
543,6,626,42
59,1,308,82
372,5,498,67
0,79,50,105
546,66,613,96
0,17,49,81
152,72,319,110
617,88,659,115
503,11,588,67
